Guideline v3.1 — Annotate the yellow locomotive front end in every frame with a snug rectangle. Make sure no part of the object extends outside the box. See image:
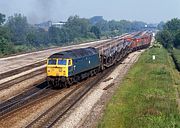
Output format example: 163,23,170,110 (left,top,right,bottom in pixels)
47,58,71,77
46,58,73,88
